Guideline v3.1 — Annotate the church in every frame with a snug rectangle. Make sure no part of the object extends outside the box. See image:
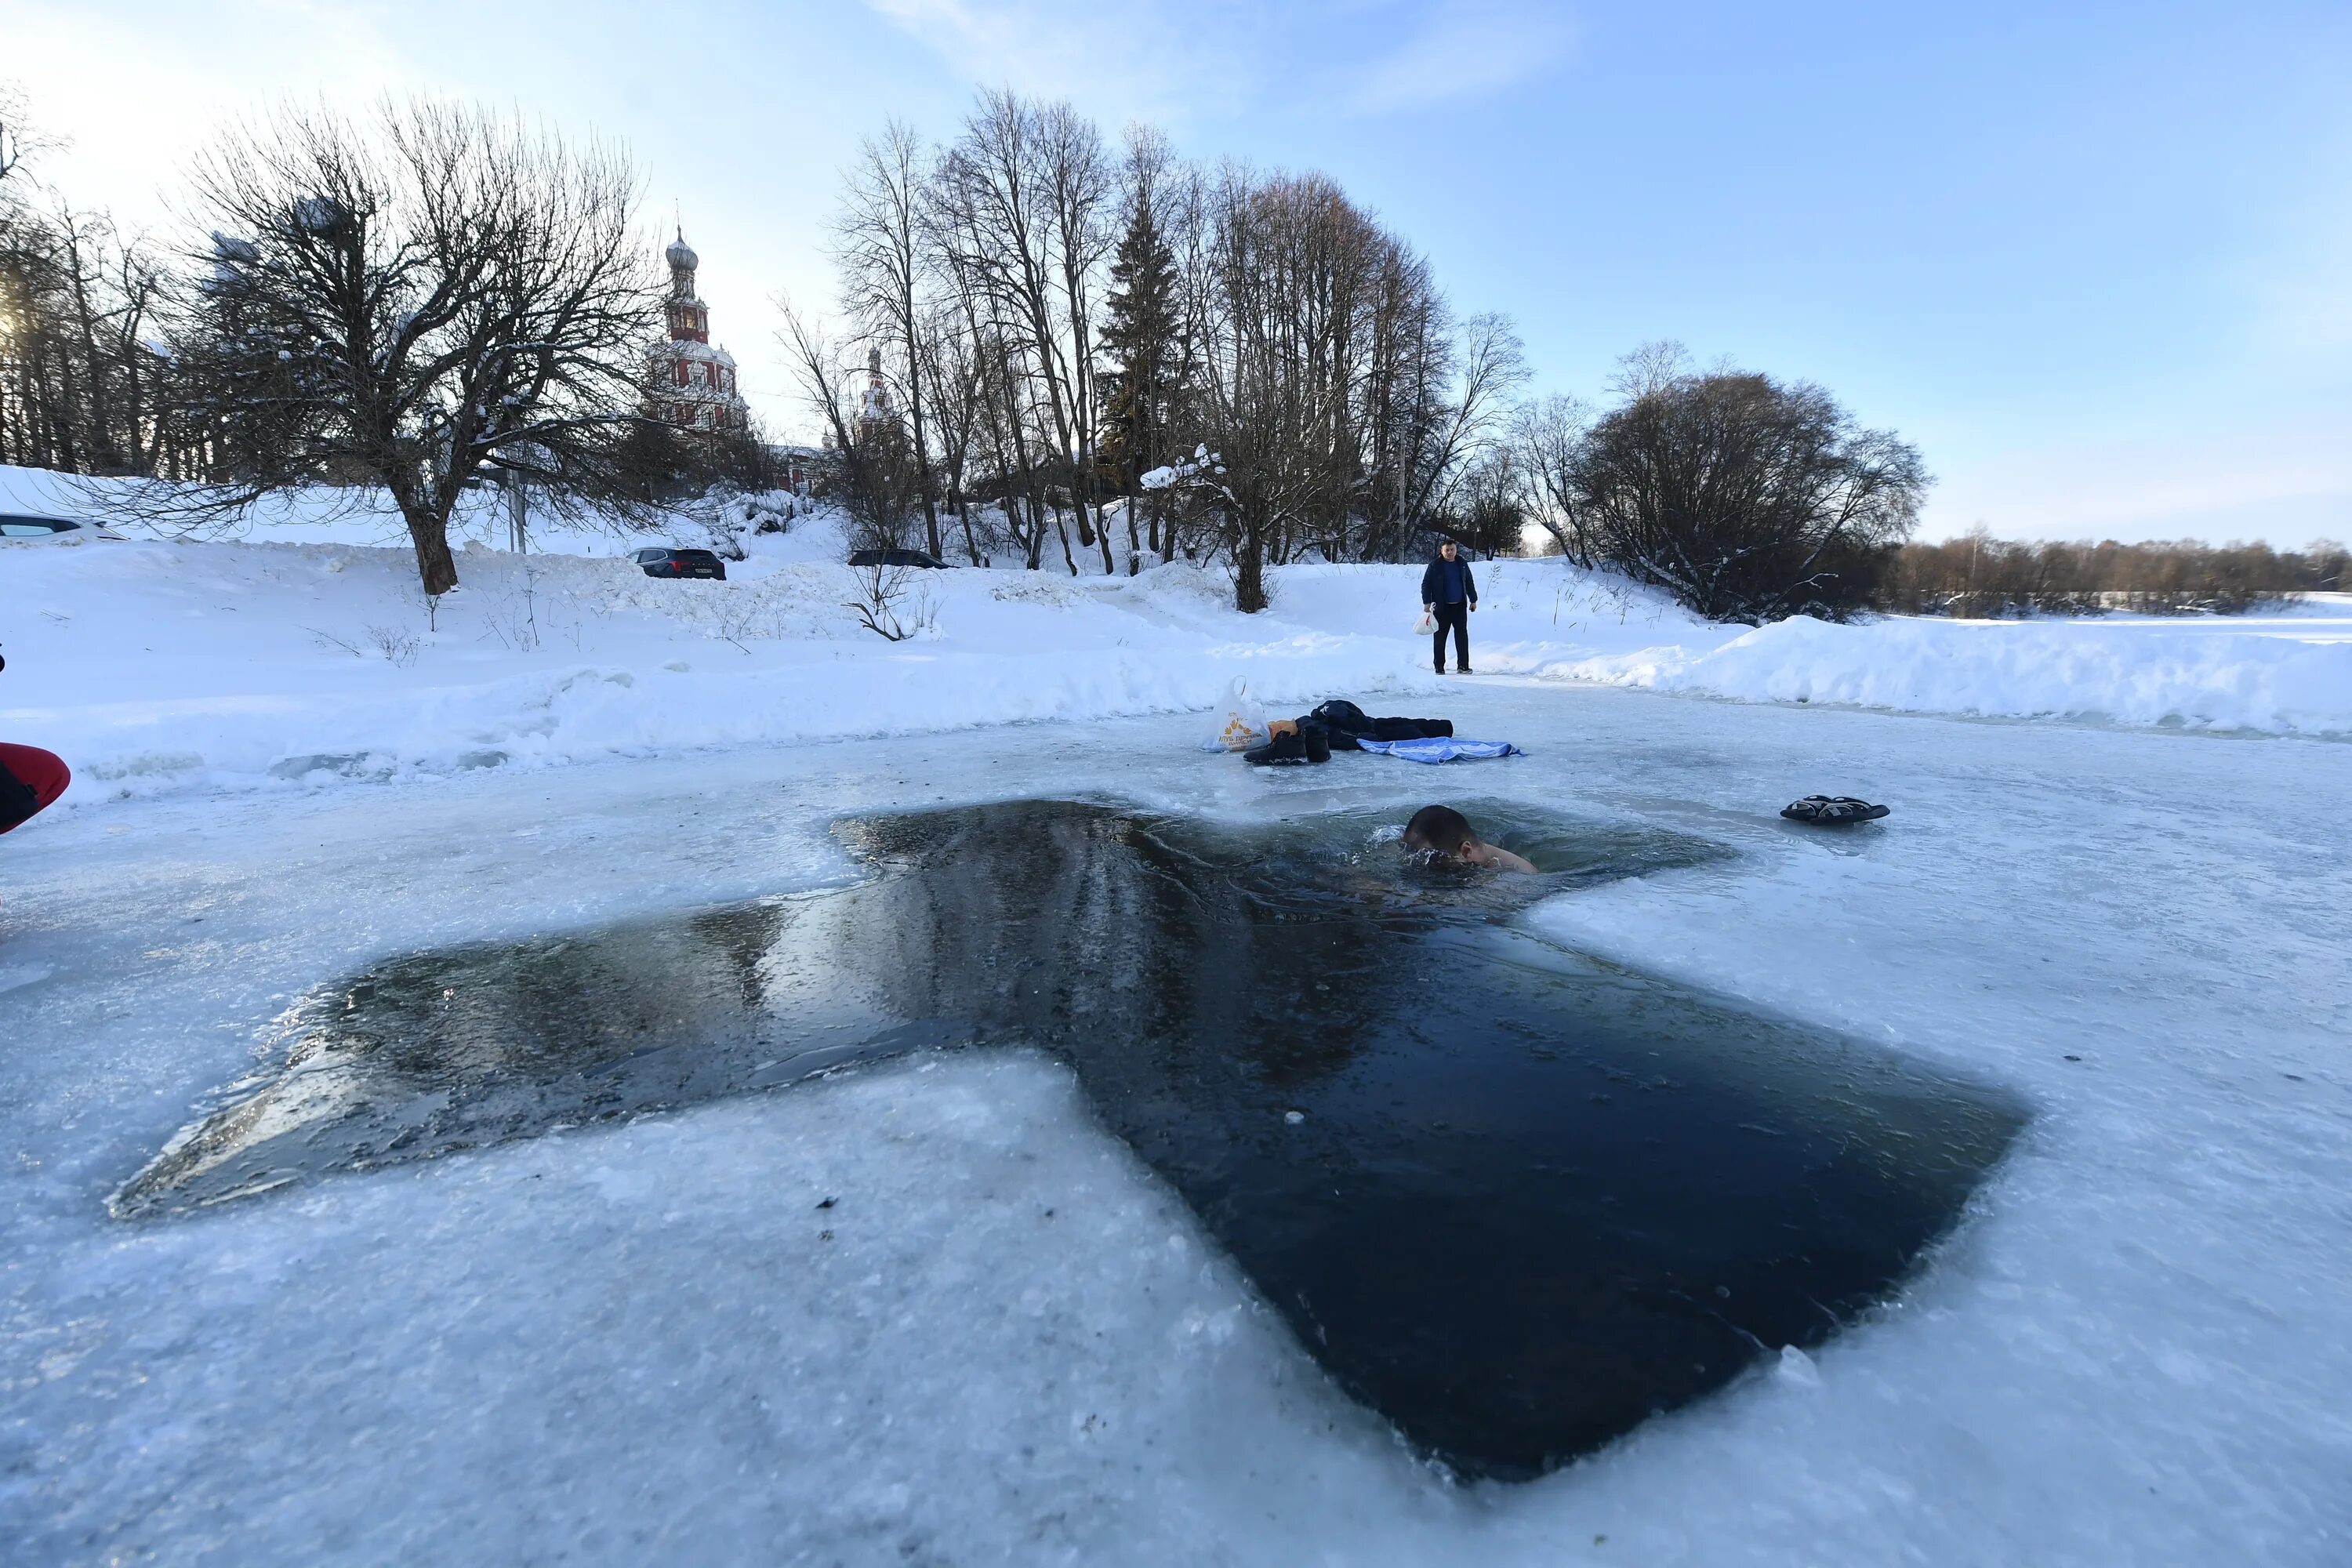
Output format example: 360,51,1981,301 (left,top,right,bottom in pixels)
646,230,750,434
